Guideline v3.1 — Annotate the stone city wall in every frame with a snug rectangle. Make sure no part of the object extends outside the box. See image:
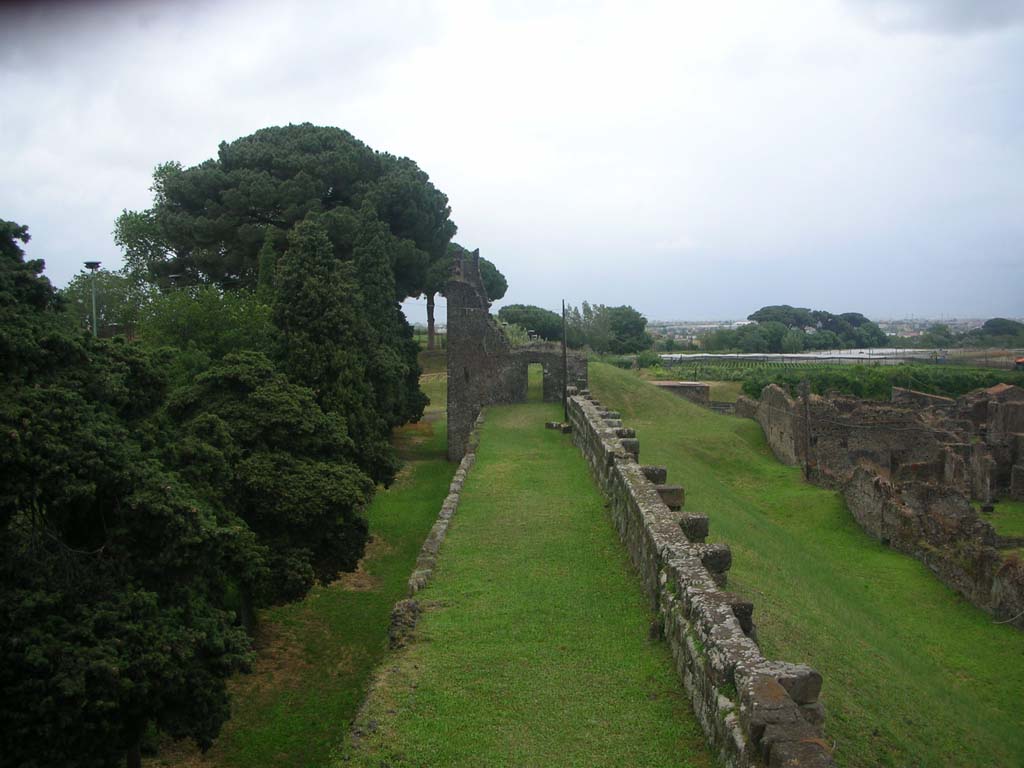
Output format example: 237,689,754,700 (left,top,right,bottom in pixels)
738,385,1024,628
567,389,834,768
